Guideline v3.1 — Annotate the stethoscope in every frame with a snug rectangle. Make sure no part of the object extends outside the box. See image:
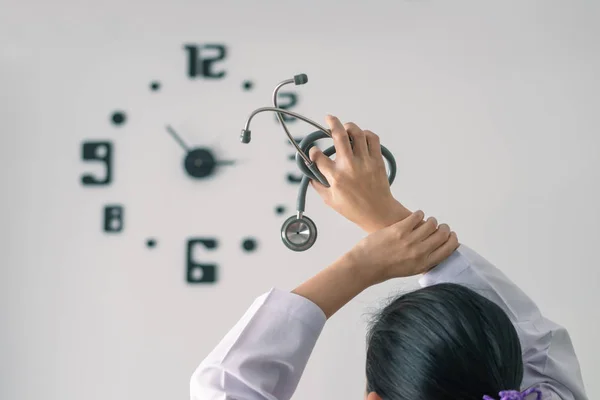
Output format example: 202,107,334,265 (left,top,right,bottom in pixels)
240,74,397,251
